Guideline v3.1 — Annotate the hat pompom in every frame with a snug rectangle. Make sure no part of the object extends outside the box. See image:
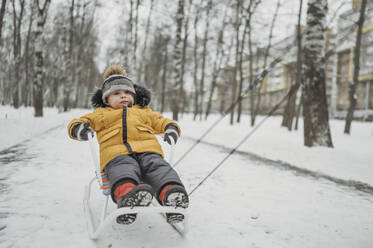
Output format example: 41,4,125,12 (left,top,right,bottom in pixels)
103,65,127,80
